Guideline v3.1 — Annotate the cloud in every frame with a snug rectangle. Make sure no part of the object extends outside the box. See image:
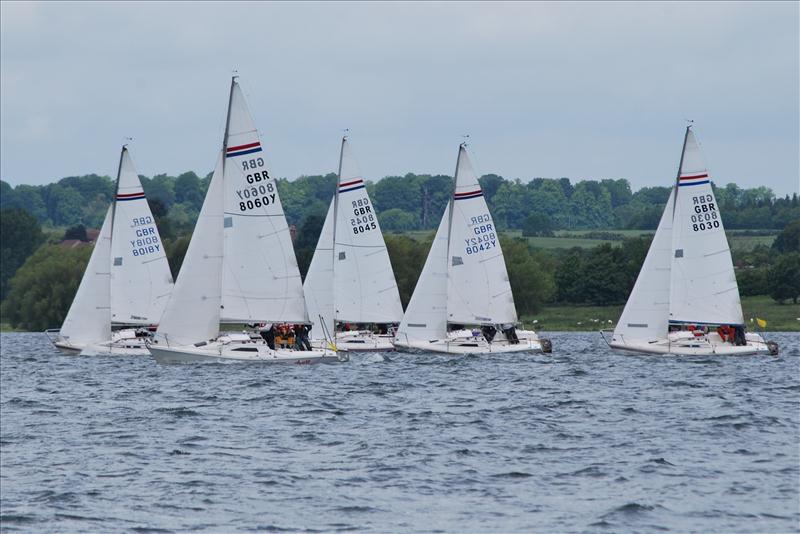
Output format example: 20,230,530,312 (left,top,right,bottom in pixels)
1,1,797,195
